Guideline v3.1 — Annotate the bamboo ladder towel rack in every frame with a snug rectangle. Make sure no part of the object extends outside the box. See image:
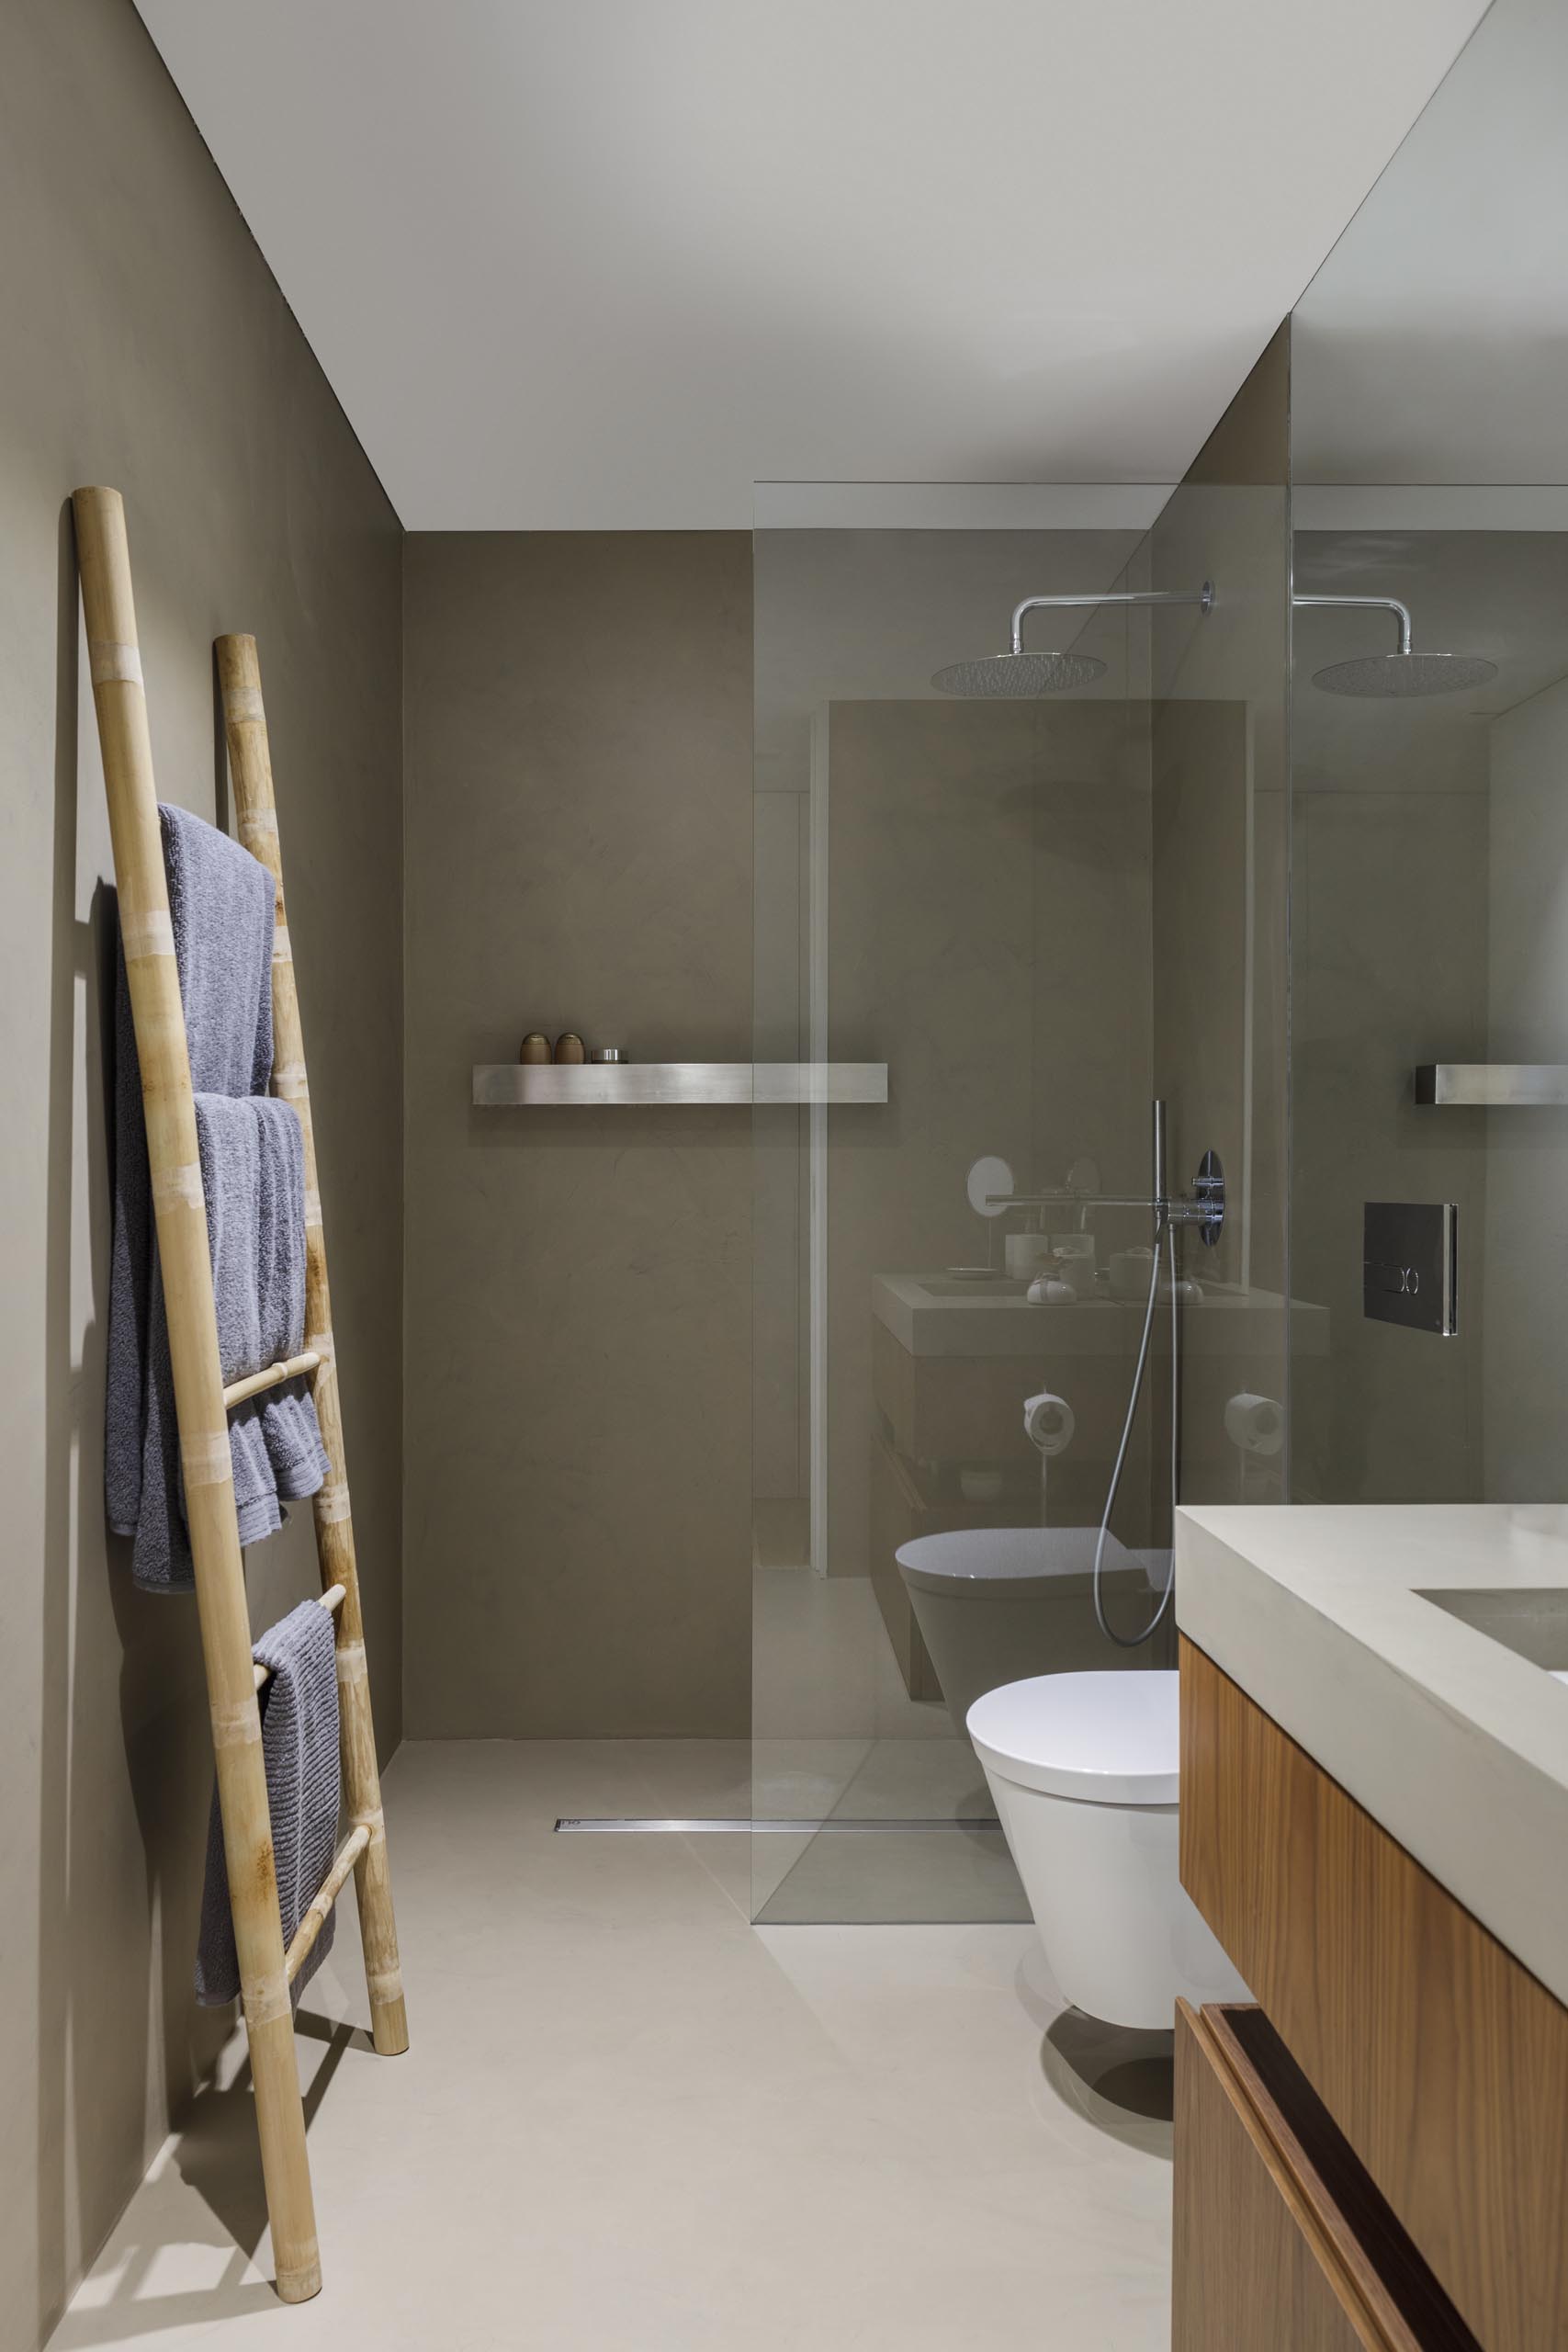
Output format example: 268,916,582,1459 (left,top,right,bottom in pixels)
72,487,409,2306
